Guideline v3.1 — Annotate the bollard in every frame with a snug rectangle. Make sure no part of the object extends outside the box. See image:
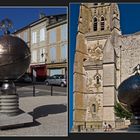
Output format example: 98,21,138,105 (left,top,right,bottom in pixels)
51,85,53,96
33,83,35,97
